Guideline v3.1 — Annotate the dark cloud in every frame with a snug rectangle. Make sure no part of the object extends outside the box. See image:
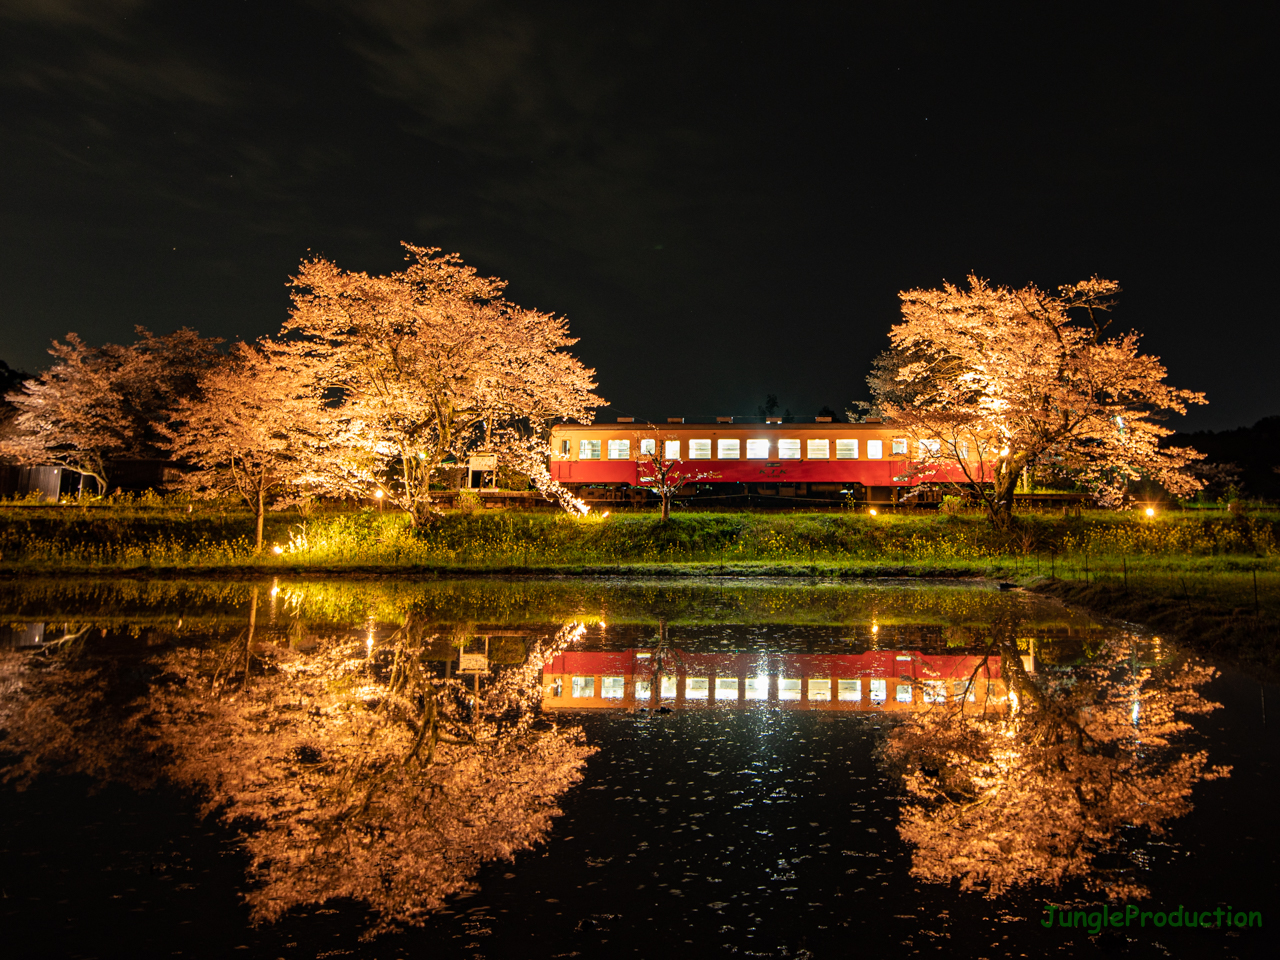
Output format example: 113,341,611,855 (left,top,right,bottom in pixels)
0,1,1273,429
